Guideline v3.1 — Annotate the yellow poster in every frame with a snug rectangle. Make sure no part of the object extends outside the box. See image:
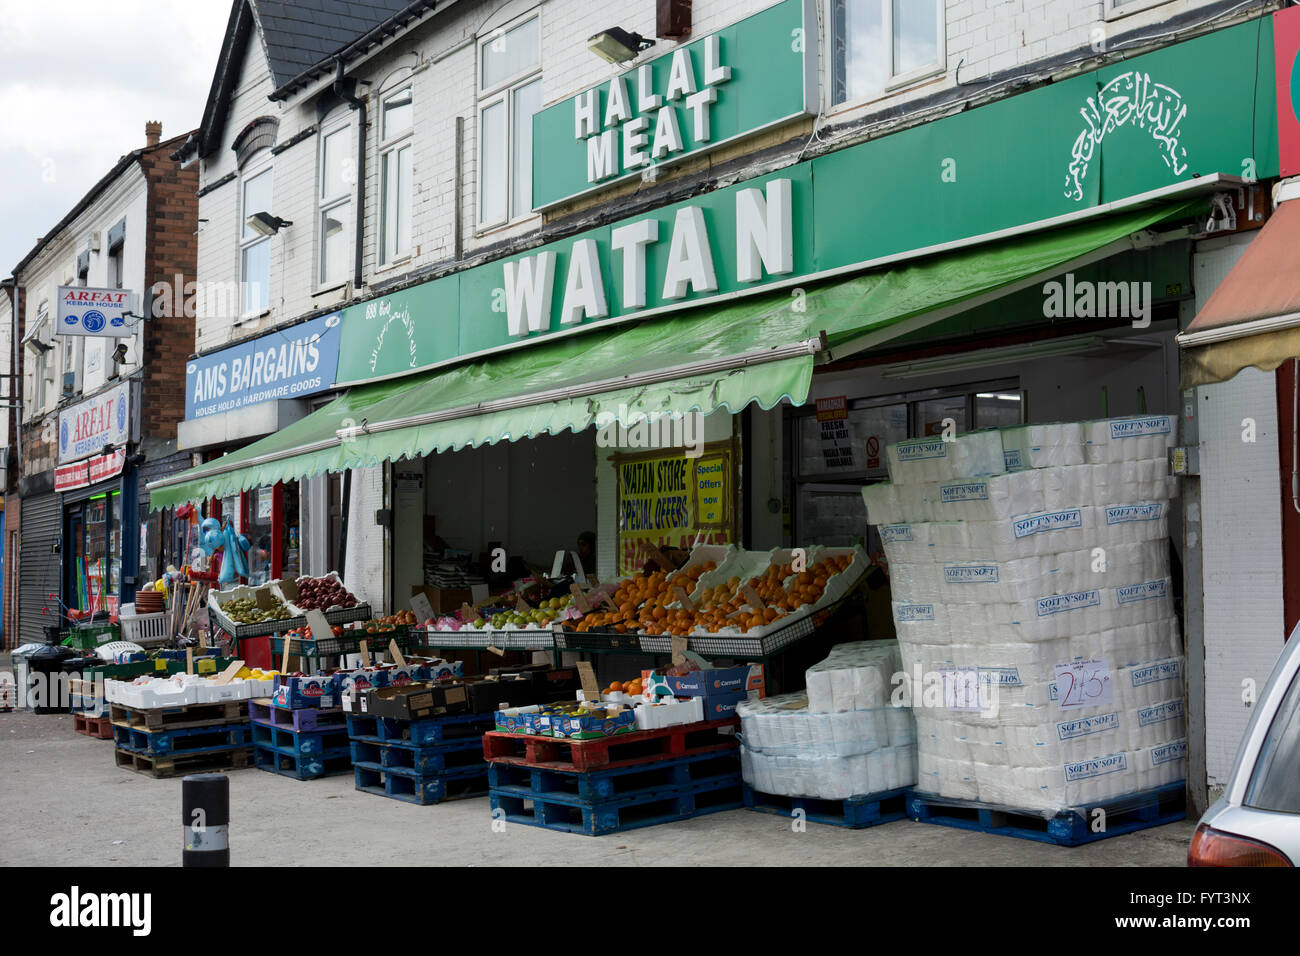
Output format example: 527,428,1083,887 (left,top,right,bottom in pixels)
616,444,733,575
